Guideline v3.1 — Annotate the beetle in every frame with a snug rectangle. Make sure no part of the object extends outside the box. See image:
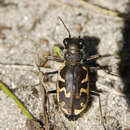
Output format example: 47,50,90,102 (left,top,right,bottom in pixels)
56,36,89,120
46,17,103,121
